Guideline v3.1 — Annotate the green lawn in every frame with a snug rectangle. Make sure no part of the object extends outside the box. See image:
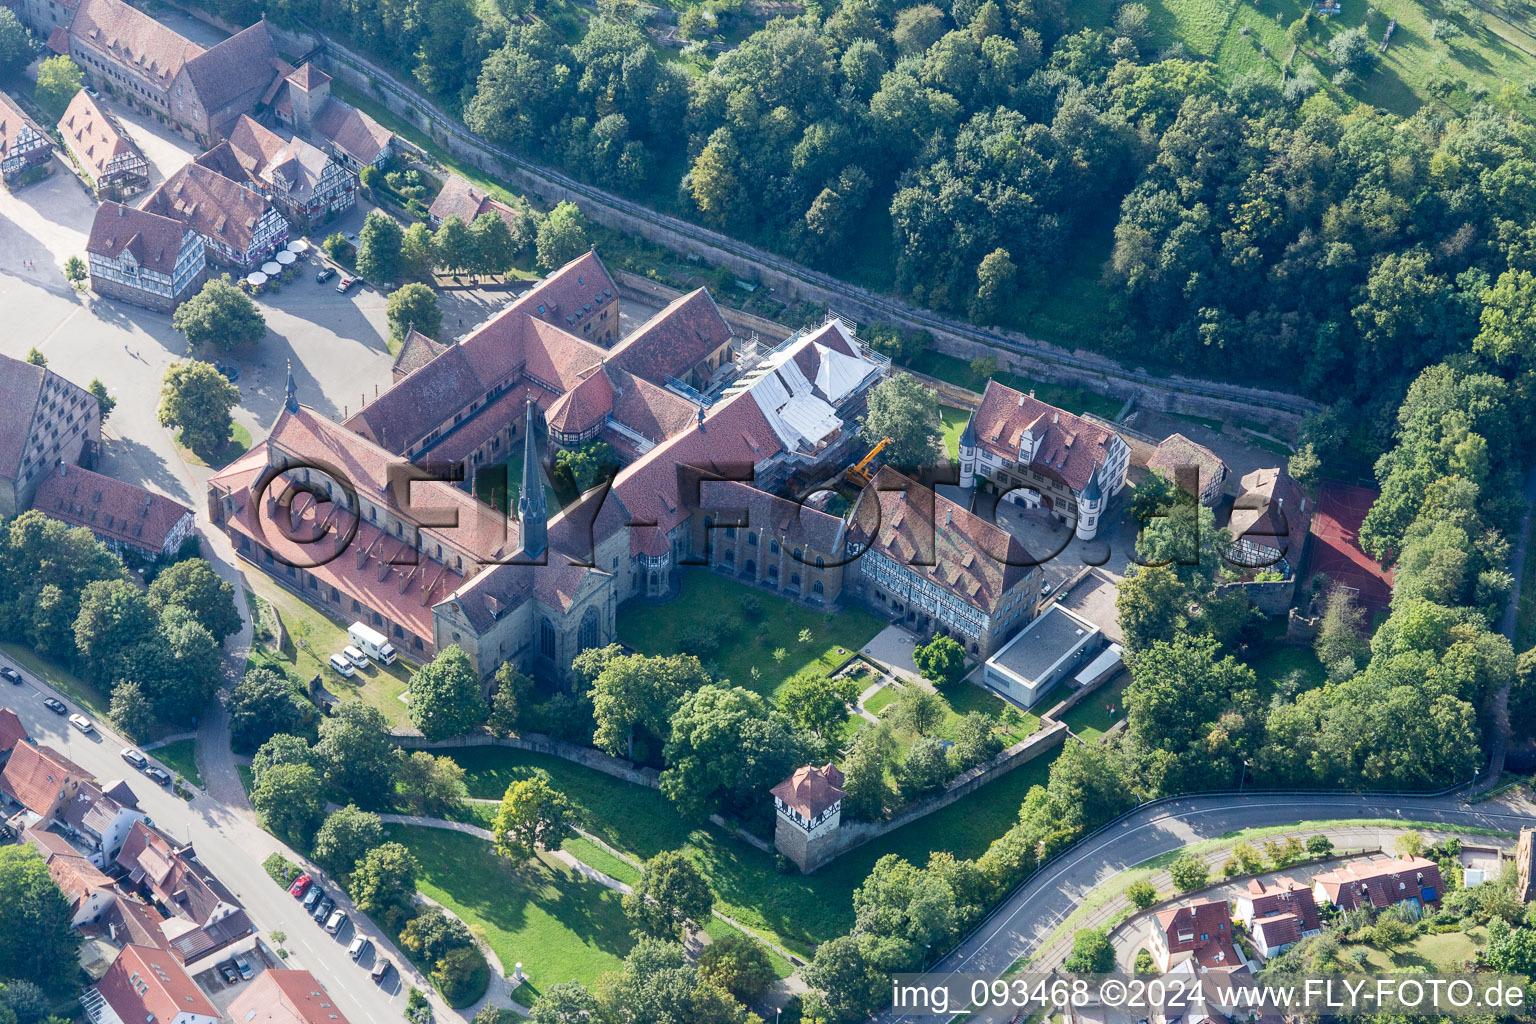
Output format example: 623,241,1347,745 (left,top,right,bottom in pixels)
617,570,885,699
392,825,635,990
864,684,900,715
1353,926,1487,972
442,738,1060,958
154,739,203,789
561,836,640,886
1144,0,1536,117
1058,672,1132,741
905,351,1124,421
1244,641,1327,700
941,405,971,461
244,575,415,727
876,680,1040,756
